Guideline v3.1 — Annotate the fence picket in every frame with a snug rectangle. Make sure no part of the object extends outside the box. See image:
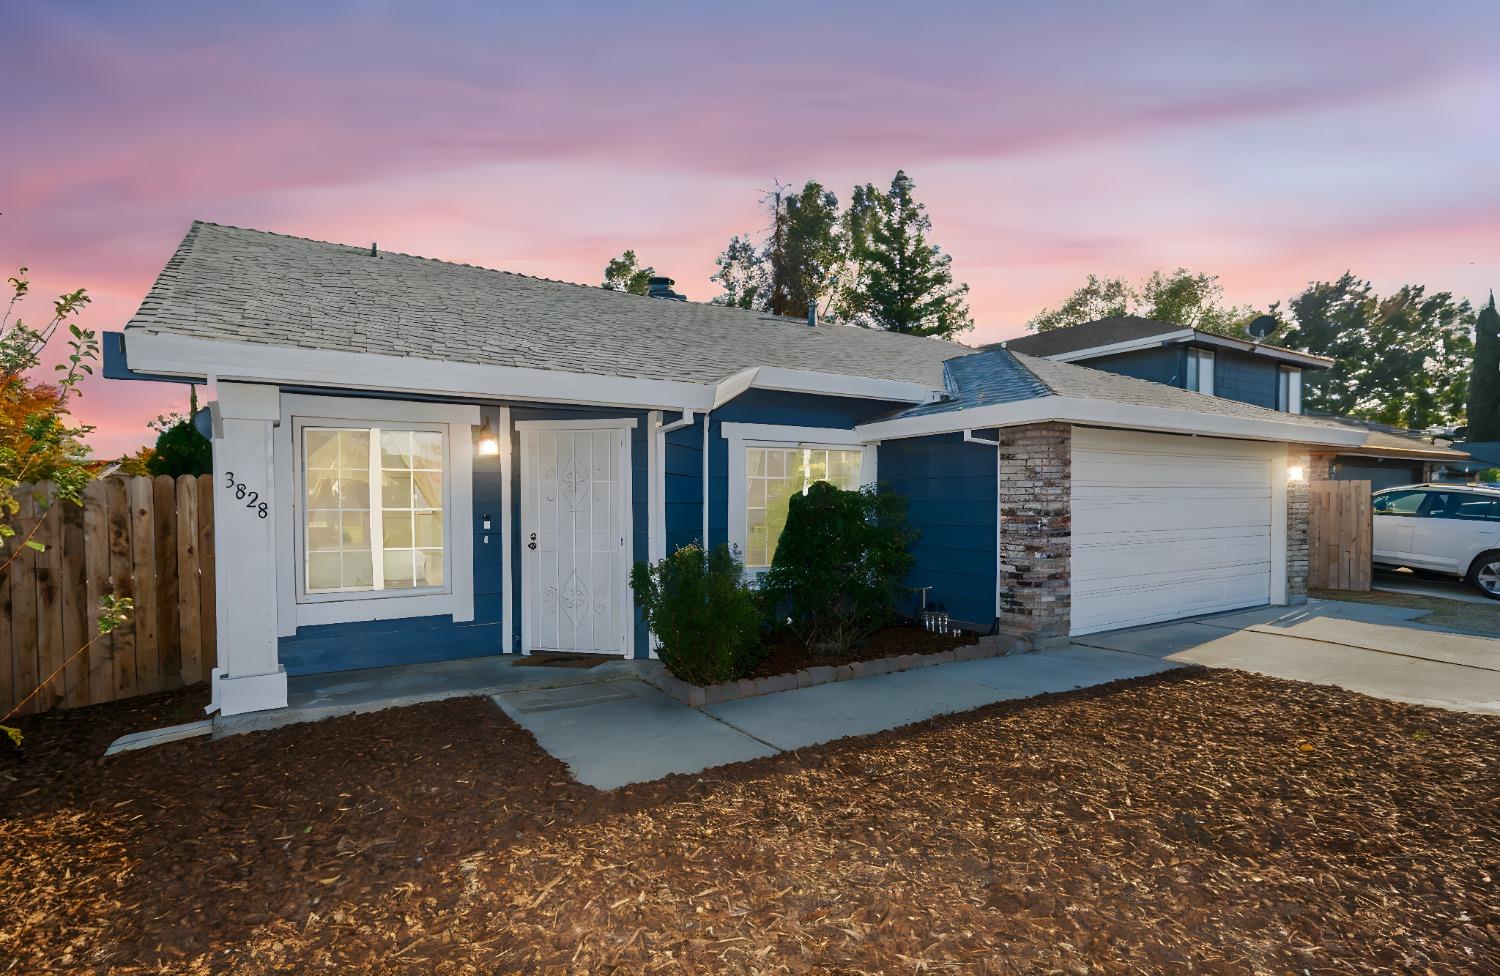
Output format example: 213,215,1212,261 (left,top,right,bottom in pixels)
177,476,204,687
128,477,161,695
82,480,112,705
197,474,217,673
10,494,41,715
105,477,137,700
1308,479,1372,591
0,524,14,713
60,496,89,709
154,475,182,689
